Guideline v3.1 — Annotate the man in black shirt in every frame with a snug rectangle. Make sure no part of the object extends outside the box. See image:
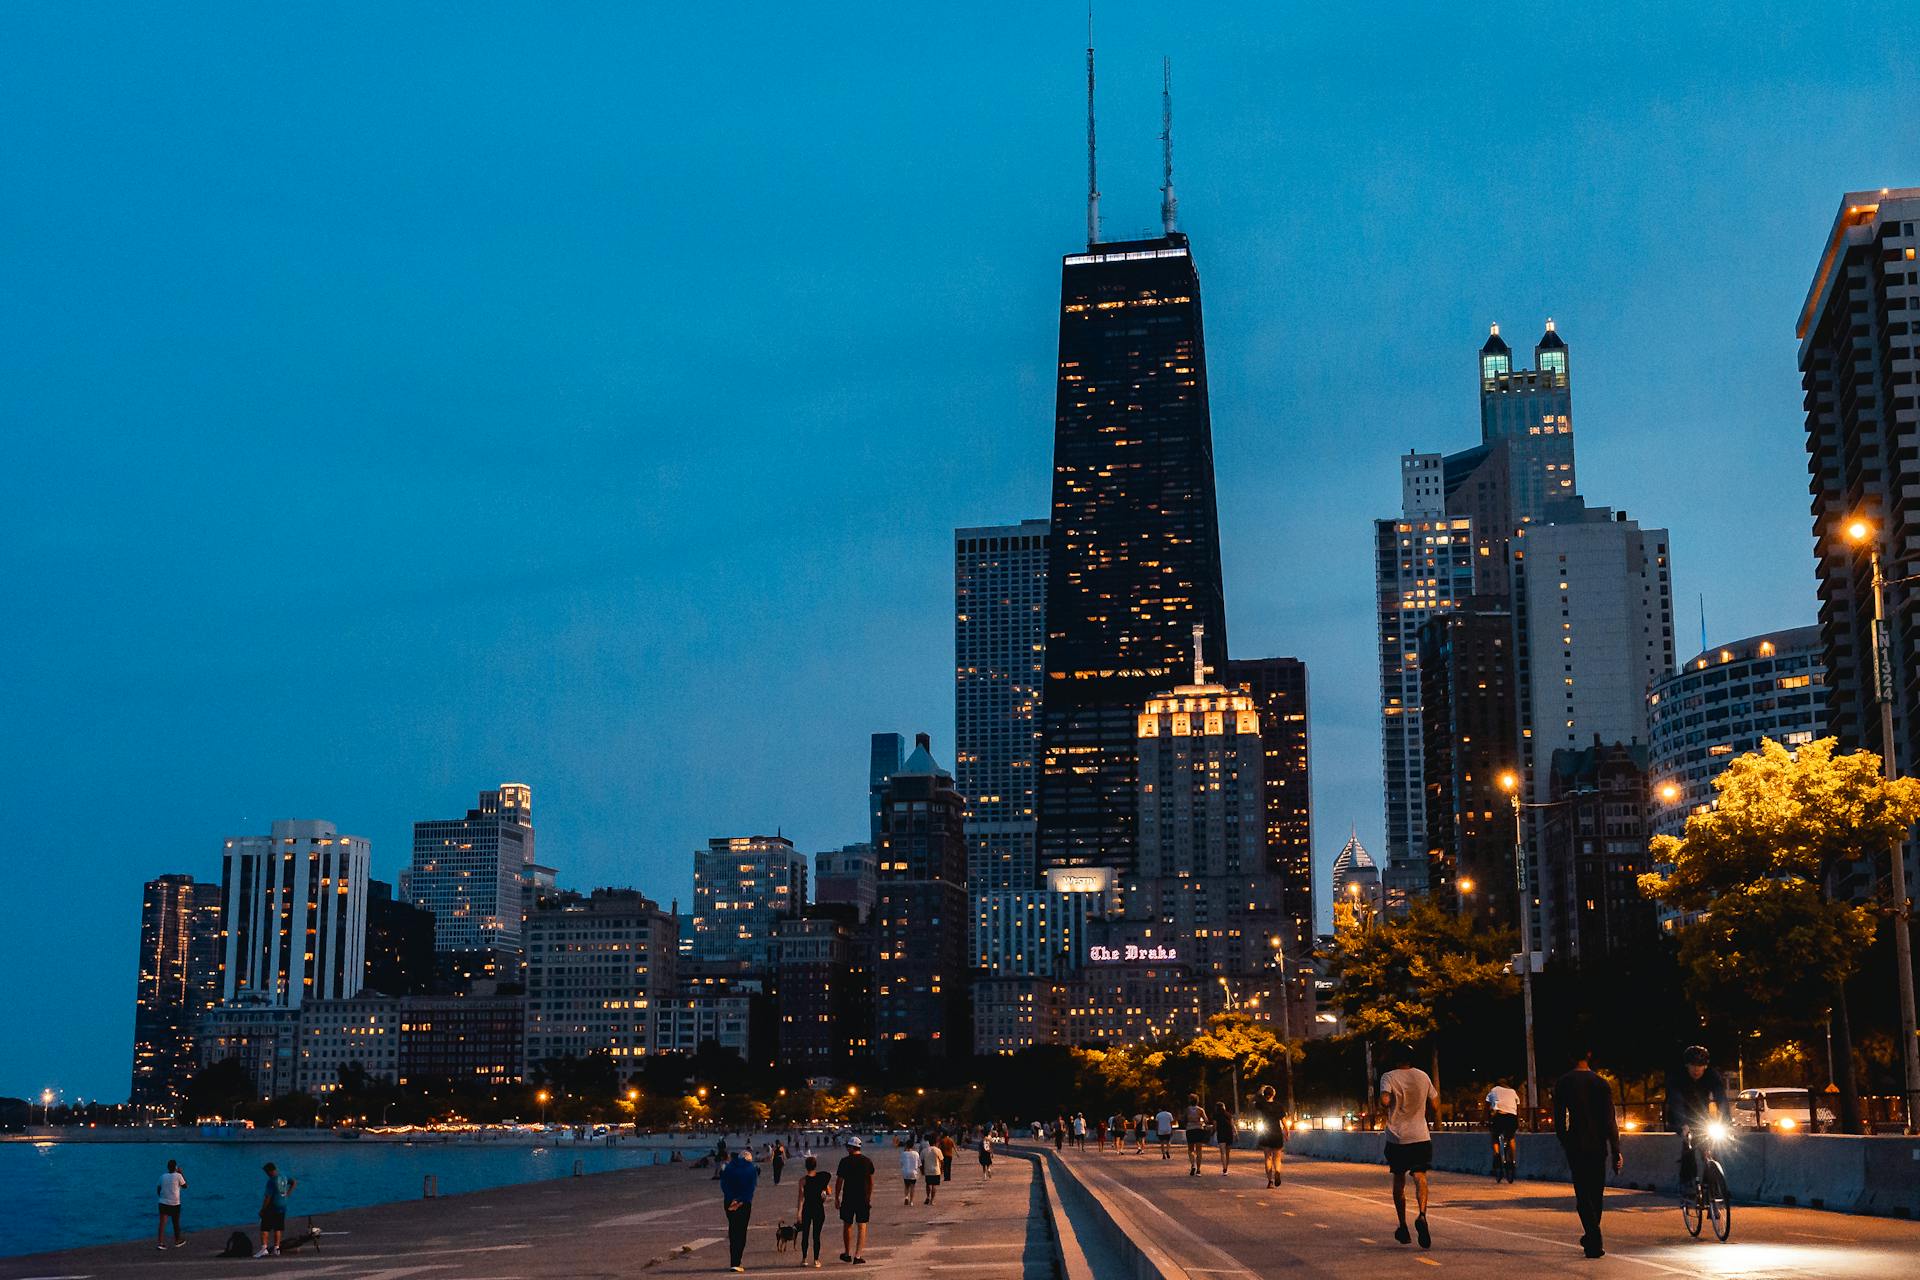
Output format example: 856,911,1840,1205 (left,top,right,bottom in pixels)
1553,1046,1622,1259
833,1136,876,1264
1664,1044,1731,1182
